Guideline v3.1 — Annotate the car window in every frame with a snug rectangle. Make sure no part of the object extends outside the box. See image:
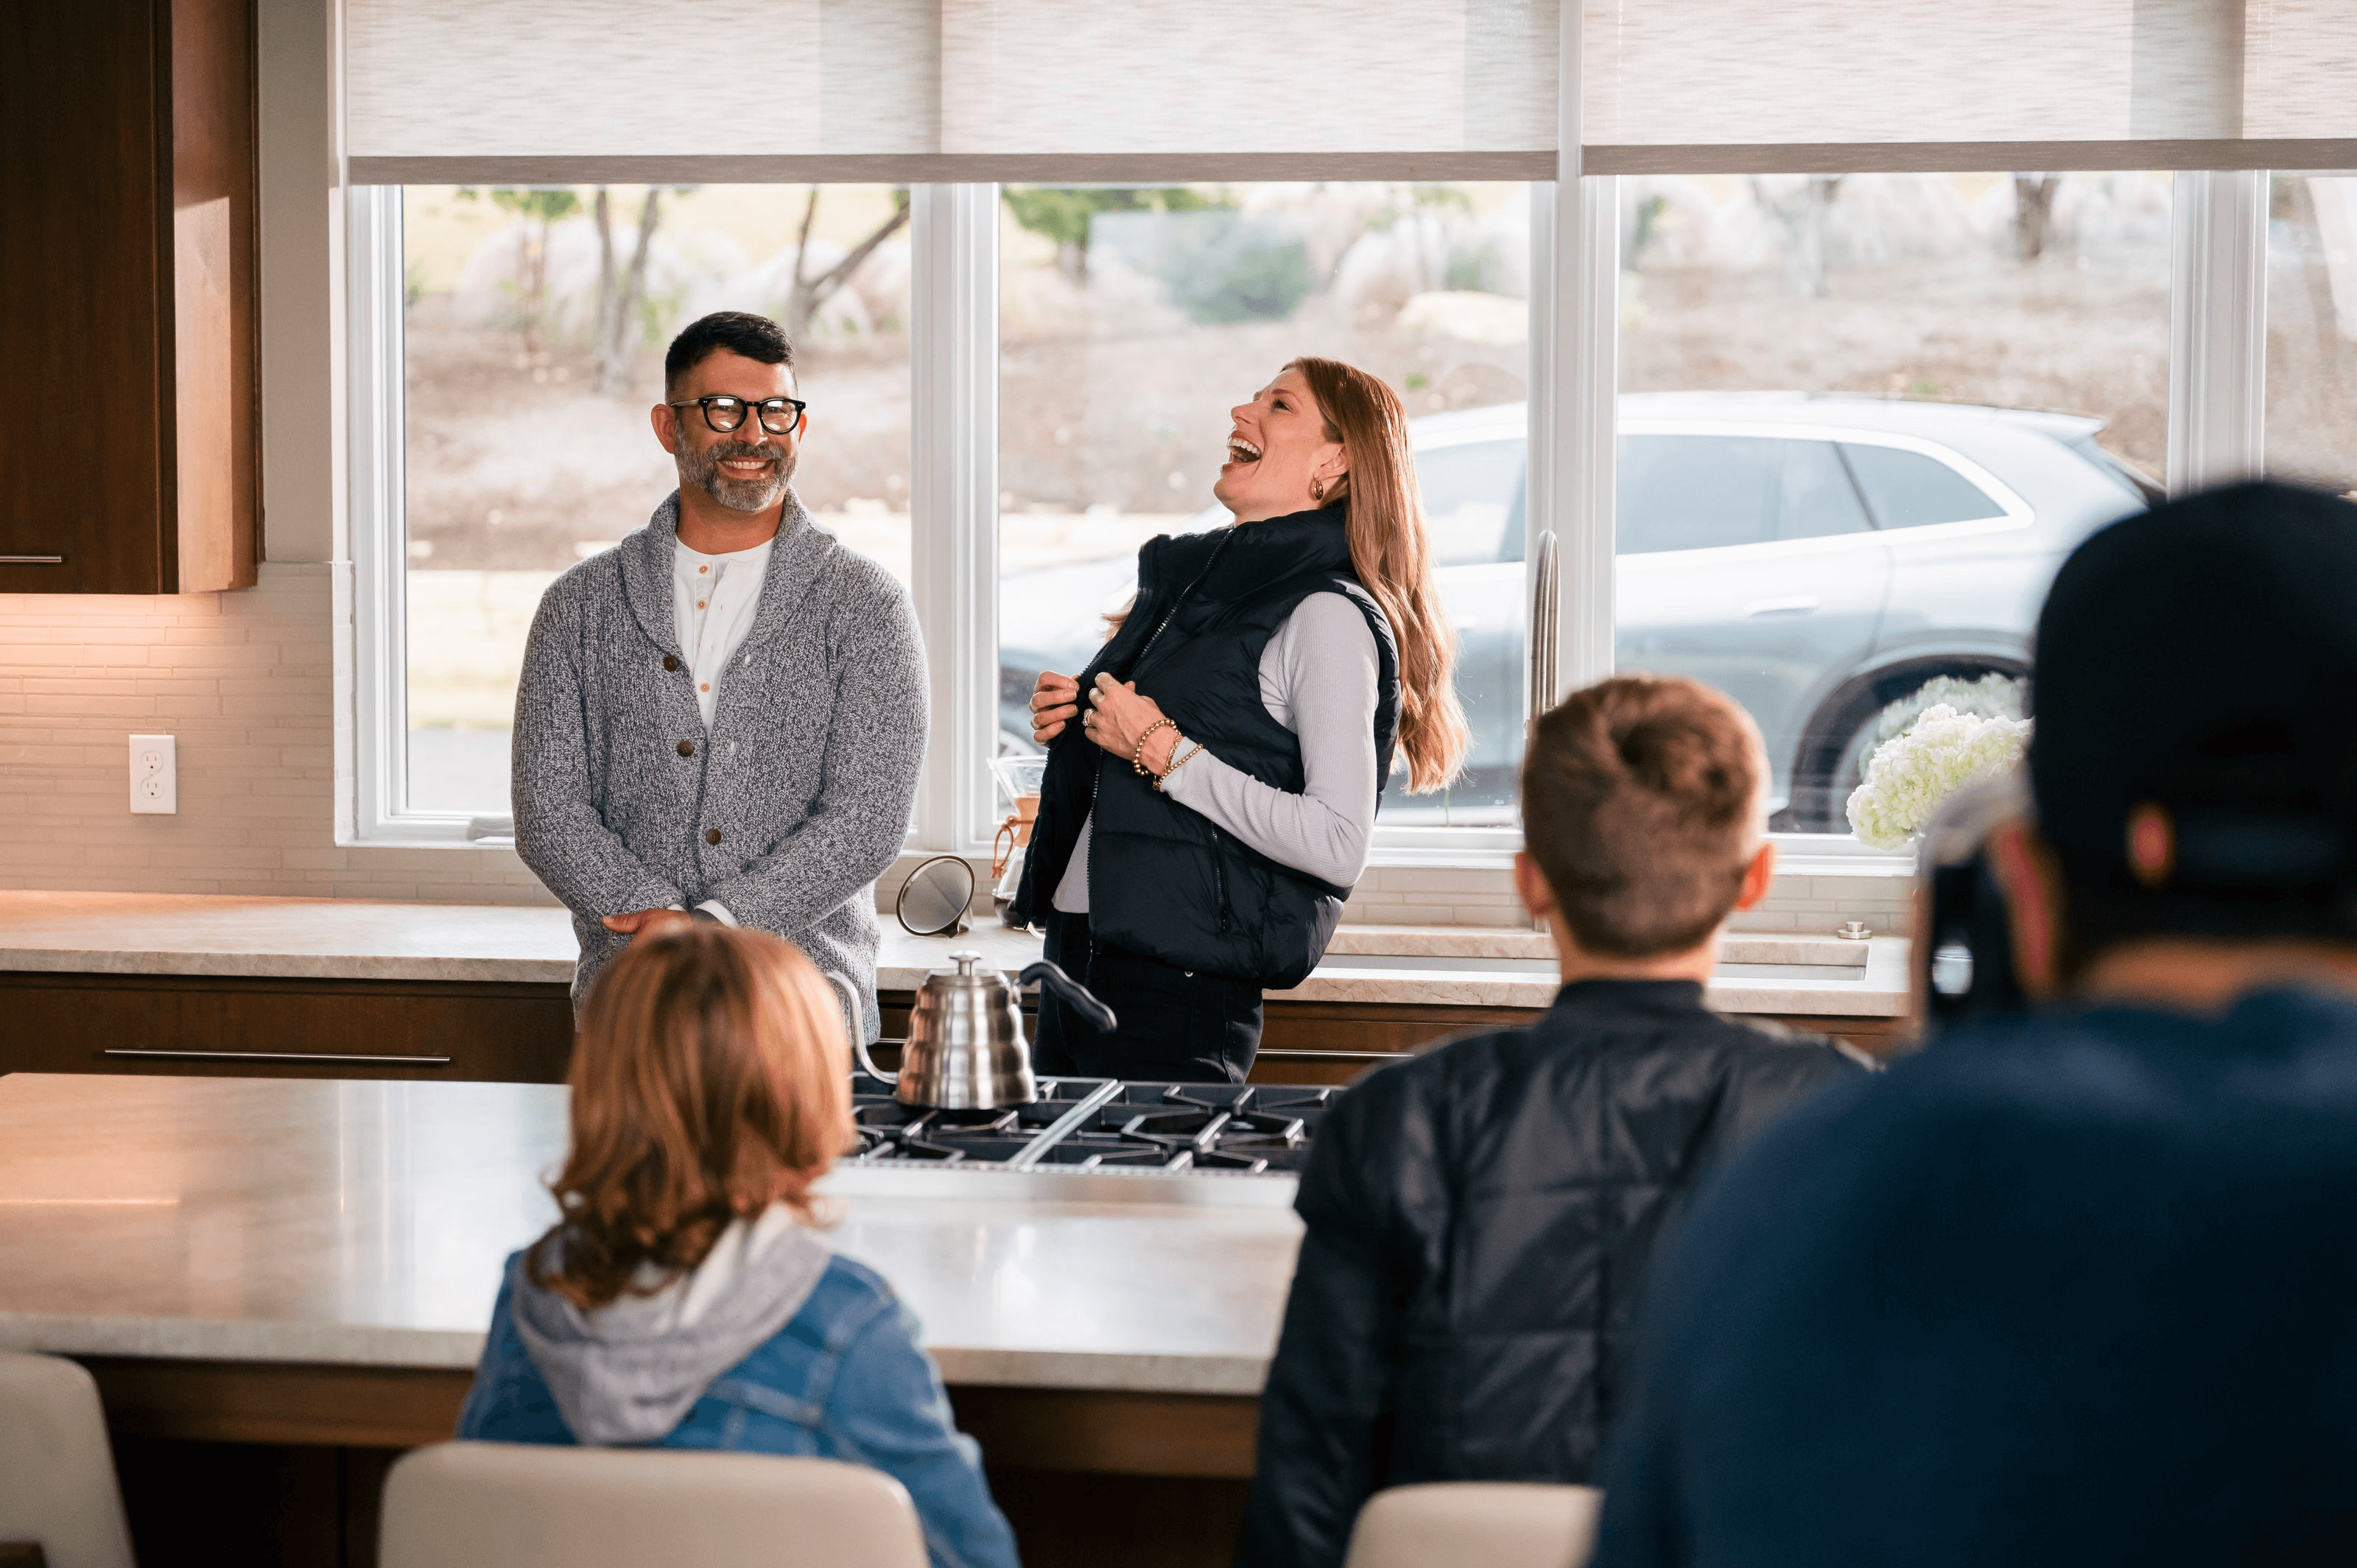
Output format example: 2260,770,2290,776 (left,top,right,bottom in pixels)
1839,442,2003,527
1777,437,1874,539
1617,434,1871,552
1416,440,1525,566
1617,434,1779,552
